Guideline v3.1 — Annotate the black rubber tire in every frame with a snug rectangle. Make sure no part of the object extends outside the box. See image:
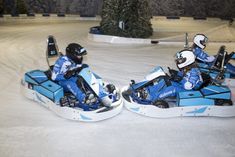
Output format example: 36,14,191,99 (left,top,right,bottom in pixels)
152,100,169,108
215,99,233,106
